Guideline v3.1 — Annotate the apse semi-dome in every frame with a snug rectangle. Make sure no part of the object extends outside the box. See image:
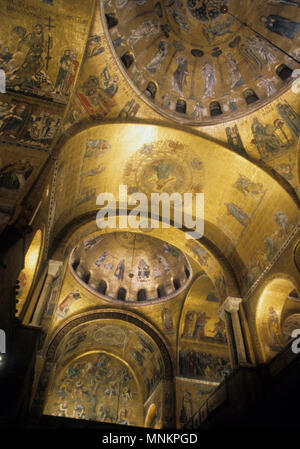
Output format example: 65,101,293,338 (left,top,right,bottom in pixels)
102,0,299,125
70,232,192,303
